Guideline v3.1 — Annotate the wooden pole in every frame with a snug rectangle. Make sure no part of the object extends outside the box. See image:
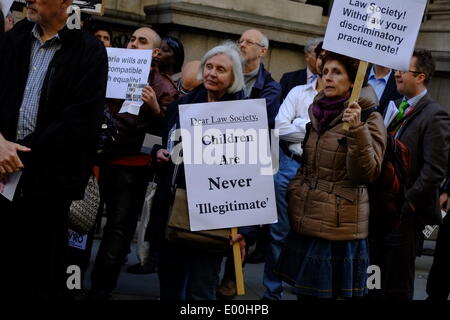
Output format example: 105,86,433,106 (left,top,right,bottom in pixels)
343,60,369,131
232,227,245,296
